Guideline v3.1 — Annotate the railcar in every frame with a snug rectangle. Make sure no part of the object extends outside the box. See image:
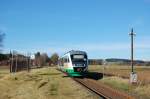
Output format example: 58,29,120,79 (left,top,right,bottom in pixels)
58,50,88,76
